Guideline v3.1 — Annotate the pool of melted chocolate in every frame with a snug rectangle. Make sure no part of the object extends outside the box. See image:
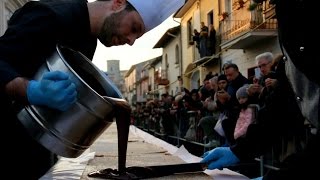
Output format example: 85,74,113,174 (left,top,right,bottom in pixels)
88,97,206,179
88,166,156,179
